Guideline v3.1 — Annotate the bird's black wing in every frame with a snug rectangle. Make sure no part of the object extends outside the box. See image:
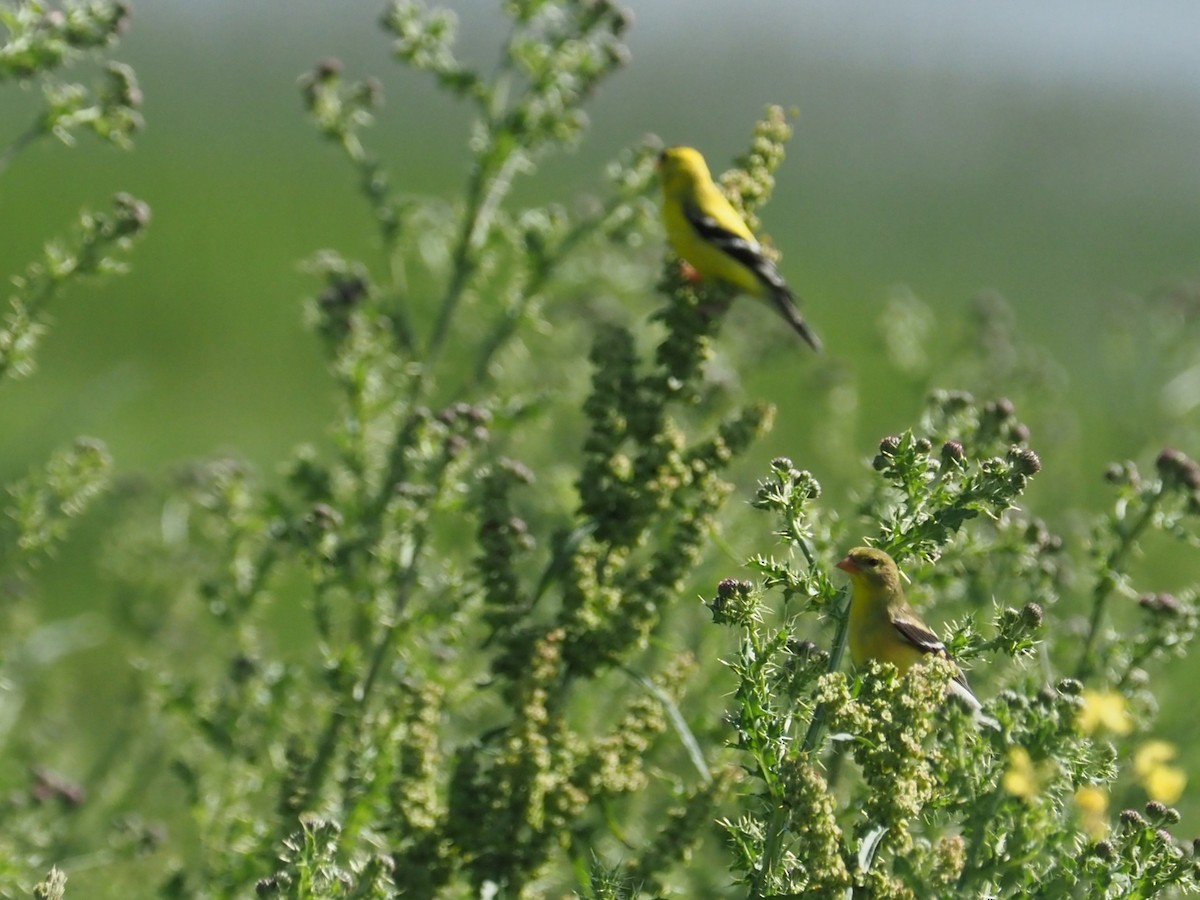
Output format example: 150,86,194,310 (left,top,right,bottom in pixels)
682,201,822,351
892,618,947,656
681,201,769,274
893,617,972,691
